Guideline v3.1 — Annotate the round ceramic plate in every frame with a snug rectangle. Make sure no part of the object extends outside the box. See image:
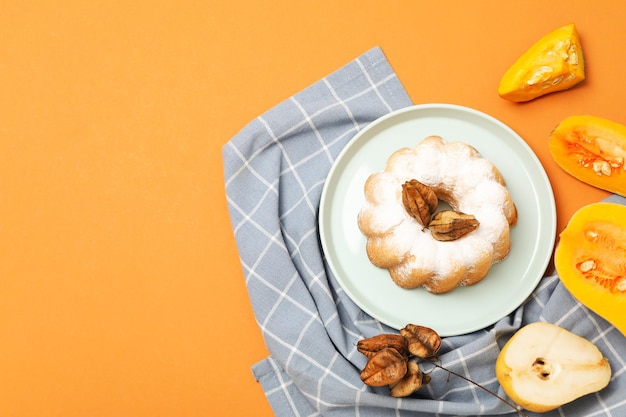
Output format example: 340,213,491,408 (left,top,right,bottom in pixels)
318,103,556,336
